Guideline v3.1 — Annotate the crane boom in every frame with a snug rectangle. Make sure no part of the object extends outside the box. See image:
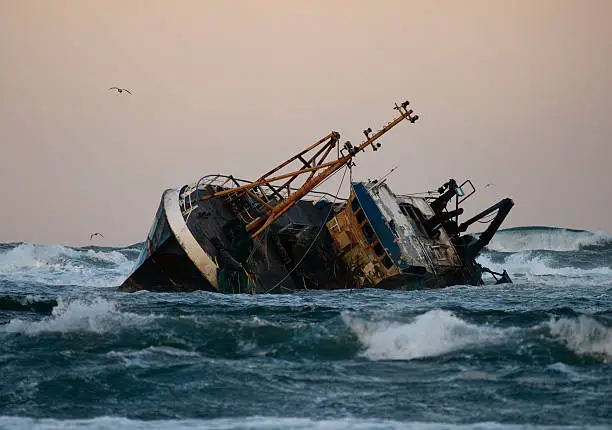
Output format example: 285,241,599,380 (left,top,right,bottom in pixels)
201,101,419,237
